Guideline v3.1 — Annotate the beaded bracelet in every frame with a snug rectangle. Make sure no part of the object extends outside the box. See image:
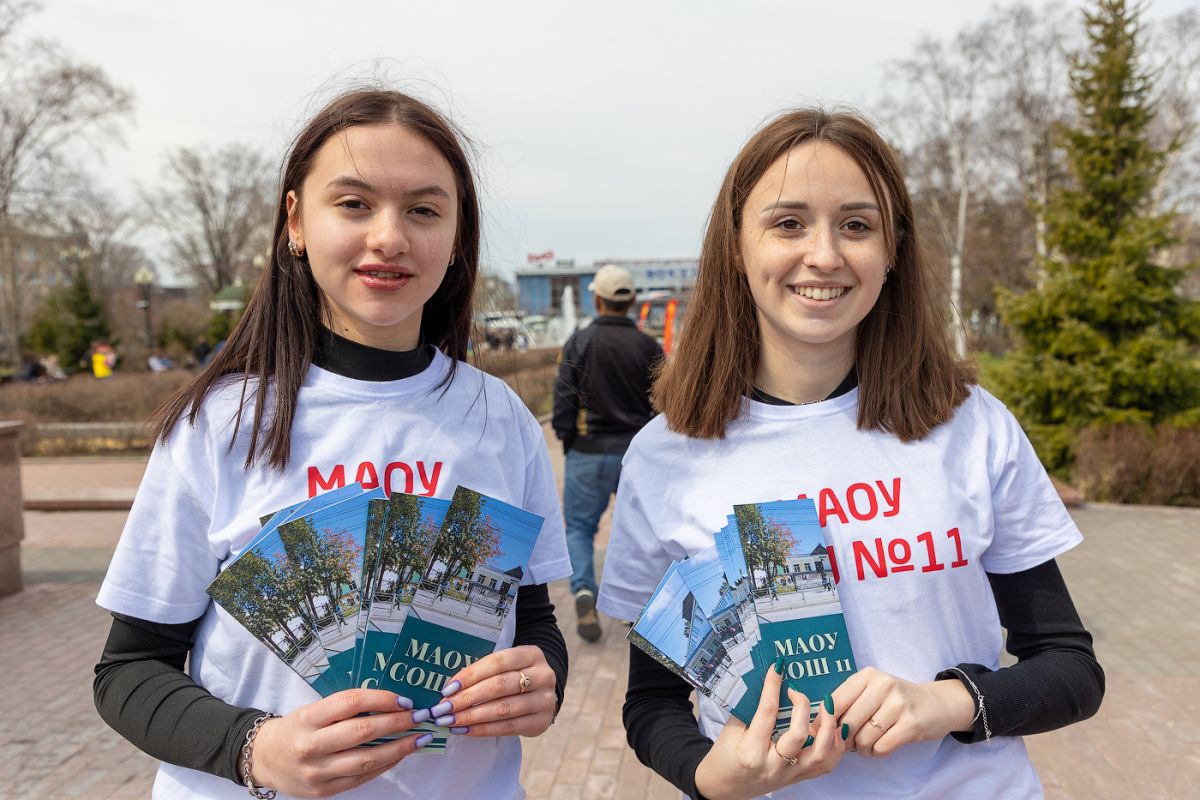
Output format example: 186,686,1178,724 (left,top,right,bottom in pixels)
240,713,281,799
